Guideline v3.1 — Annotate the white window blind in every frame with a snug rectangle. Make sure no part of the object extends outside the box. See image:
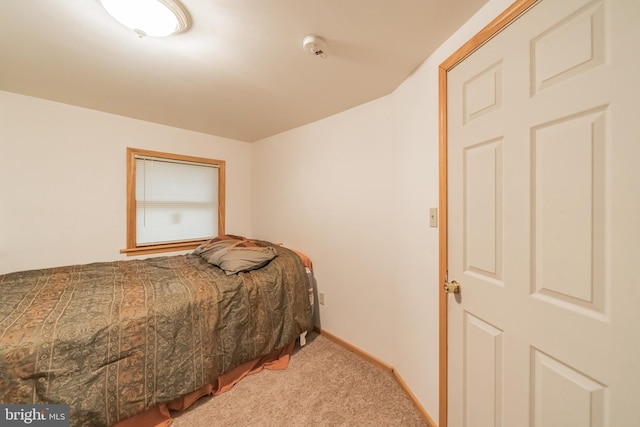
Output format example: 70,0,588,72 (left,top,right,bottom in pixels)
135,156,219,246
